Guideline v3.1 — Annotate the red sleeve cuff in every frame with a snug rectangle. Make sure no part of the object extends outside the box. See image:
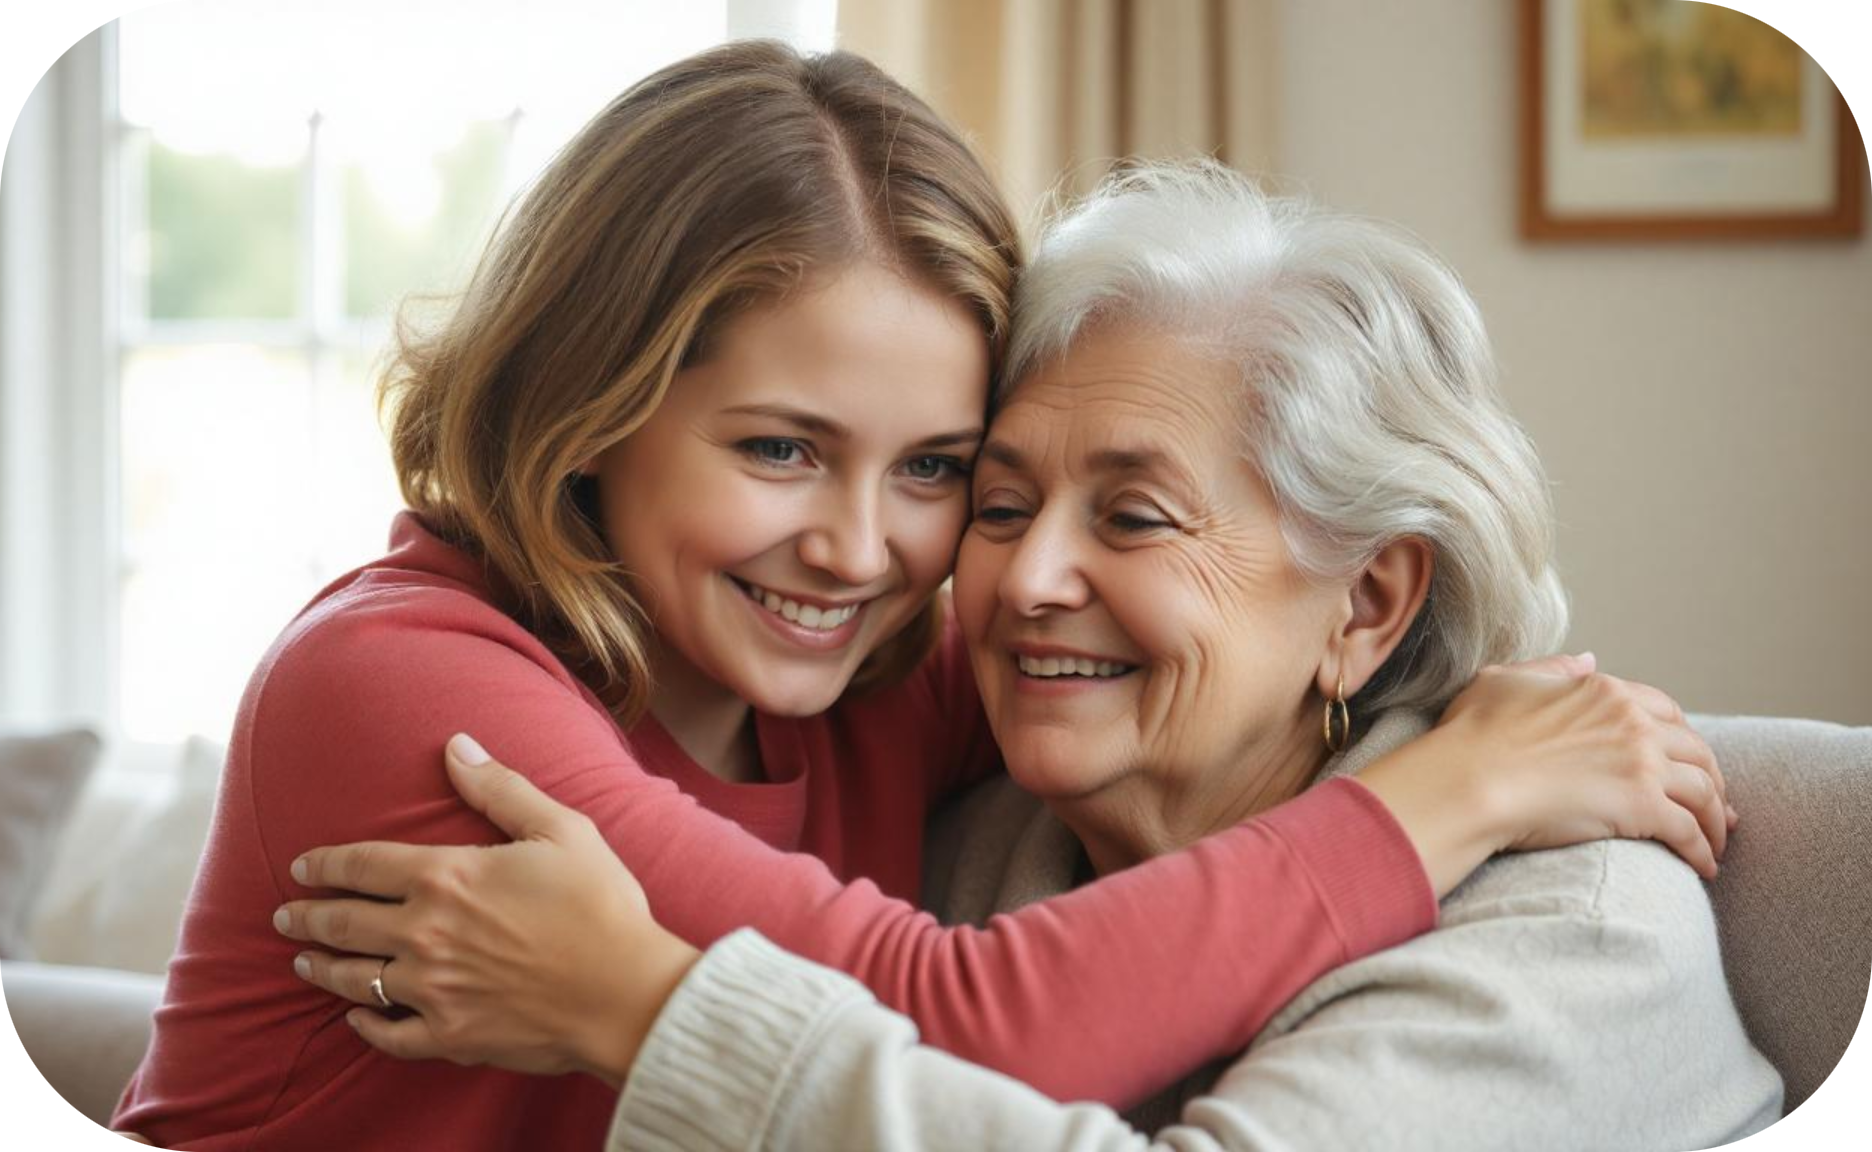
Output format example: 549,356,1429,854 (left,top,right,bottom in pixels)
1254,777,1440,962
